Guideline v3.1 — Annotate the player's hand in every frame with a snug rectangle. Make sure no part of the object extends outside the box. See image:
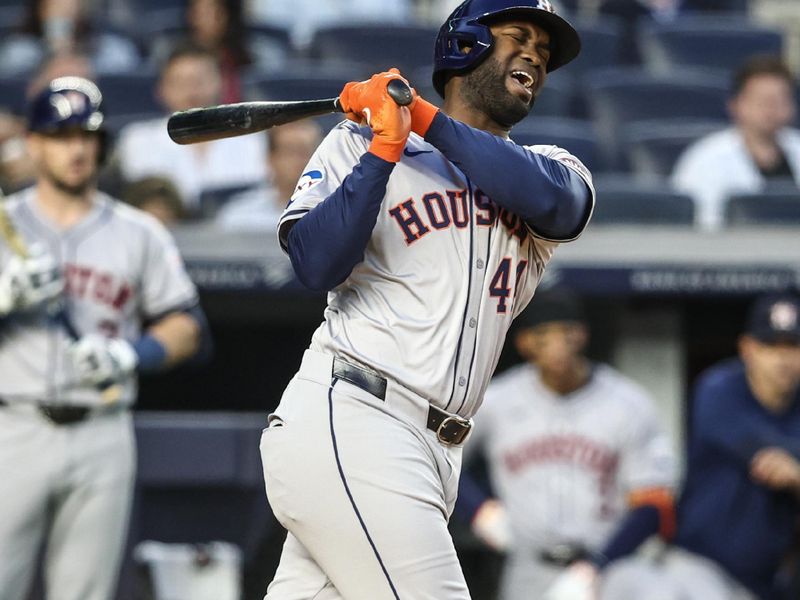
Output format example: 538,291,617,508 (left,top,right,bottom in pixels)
542,561,600,600
68,334,138,386
471,498,512,552
751,447,800,491
339,68,412,163
0,246,63,316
